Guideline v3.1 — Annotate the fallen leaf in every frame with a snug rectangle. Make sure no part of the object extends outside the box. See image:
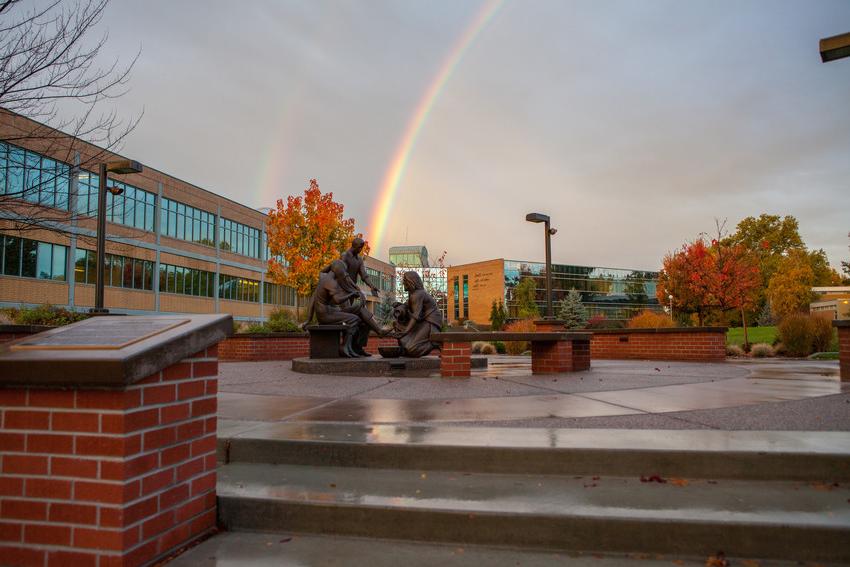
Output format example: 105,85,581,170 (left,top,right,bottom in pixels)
592,476,600,481
279,537,292,544
668,477,689,487
640,475,667,484
329,483,336,488
420,473,427,480
654,368,661,372
672,561,685,566
811,482,835,492
740,560,760,567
